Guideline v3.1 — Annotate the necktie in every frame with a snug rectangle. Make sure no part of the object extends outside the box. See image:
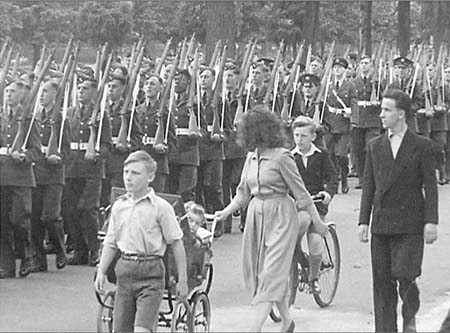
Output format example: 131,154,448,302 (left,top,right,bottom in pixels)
202,93,207,105
363,76,367,85
254,88,259,97
306,100,310,109
42,108,46,121
336,81,340,91
8,107,13,121
227,91,232,102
